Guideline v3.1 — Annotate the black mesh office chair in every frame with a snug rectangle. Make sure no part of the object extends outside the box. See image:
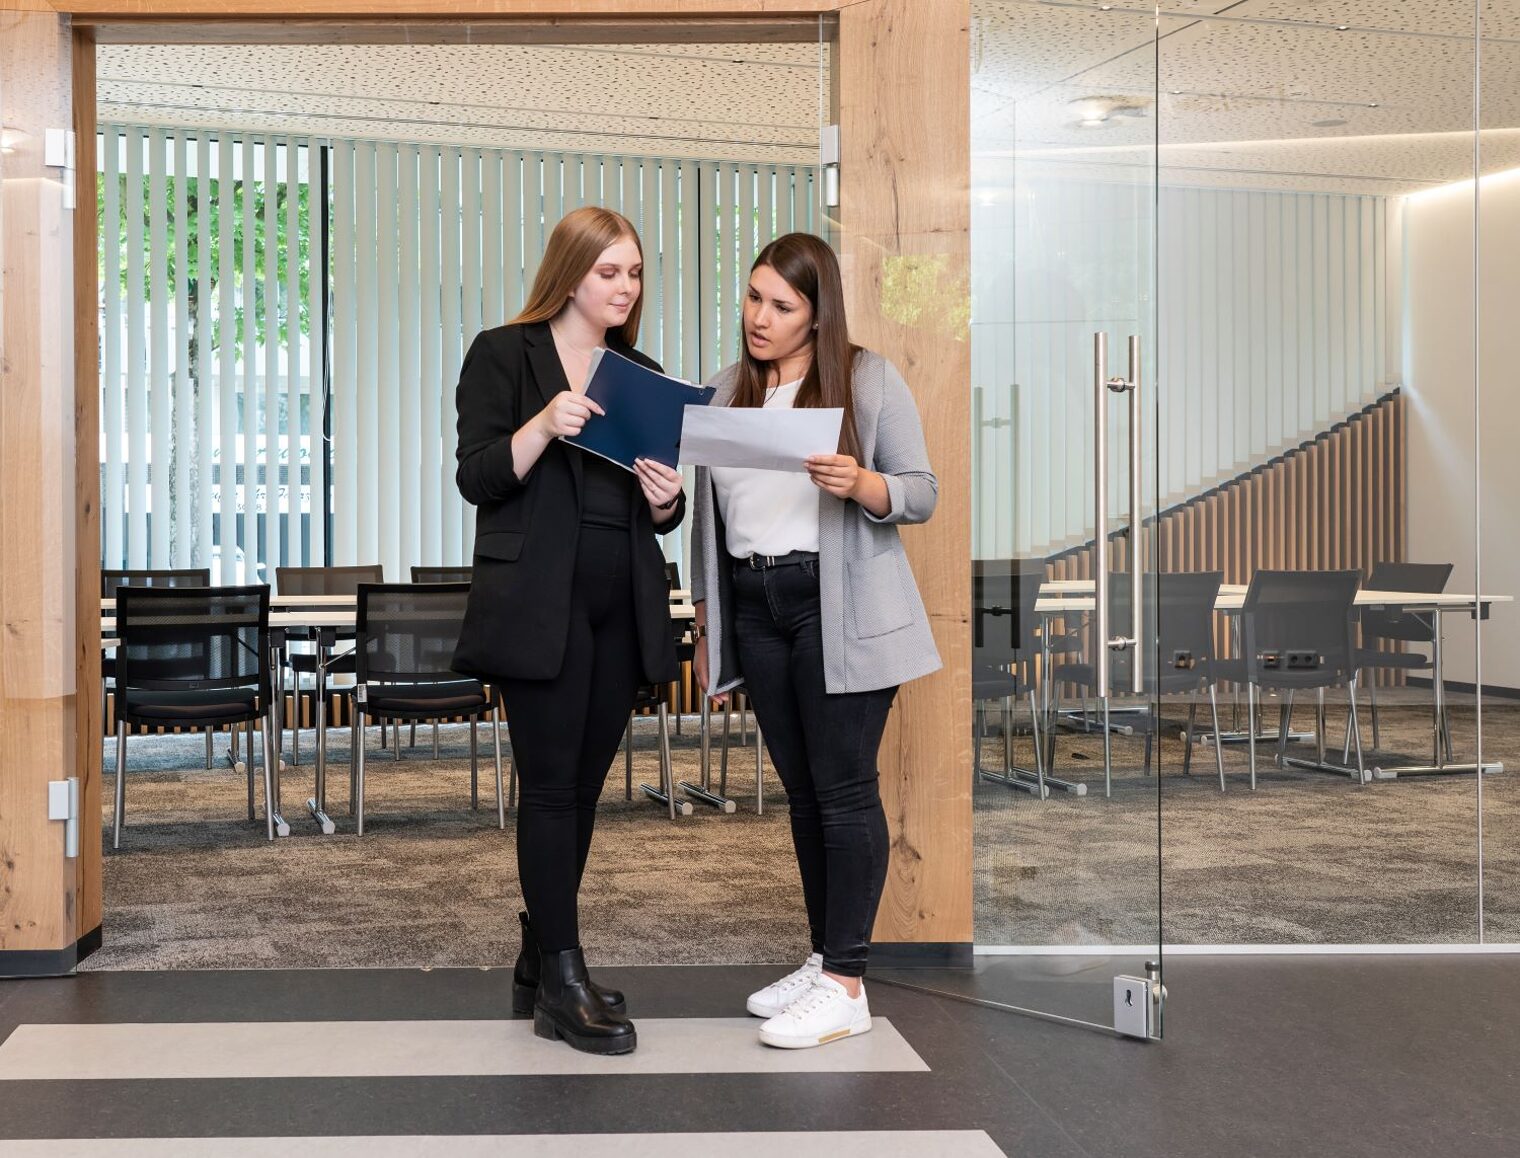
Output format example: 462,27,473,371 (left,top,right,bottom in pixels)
101,568,213,766
972,558,1051,796
111,584,275,847
349,582,506,834
1213,569,1365,788
275,564,383,764
411,566,474,584
1345,561,1453,757
1049,571,1227,793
